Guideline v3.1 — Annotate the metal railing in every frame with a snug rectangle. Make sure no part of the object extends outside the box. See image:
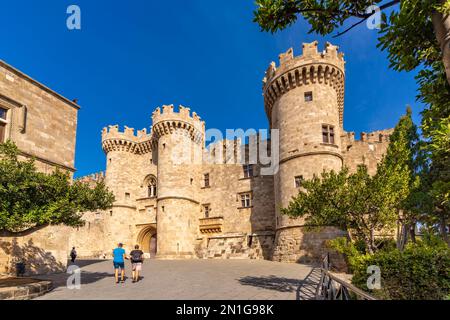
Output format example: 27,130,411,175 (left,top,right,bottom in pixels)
315,253,376,300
